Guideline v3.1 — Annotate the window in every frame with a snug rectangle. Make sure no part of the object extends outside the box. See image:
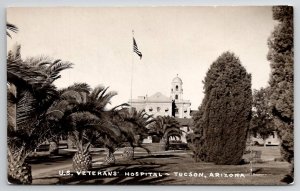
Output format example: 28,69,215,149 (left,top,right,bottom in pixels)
175,95,178,100
149,107,153,112
165,108,169,112
157,107,161,112
175,85,178,91
175,108,179,114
